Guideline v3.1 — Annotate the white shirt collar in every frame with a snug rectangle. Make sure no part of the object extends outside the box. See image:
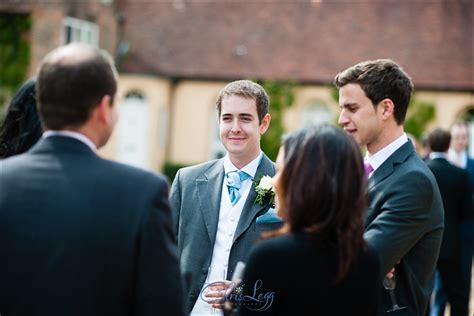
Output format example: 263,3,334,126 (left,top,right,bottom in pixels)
43,130,97,152
447,148,467,168
429,152,447,160
366,133,408,172
223,151,262,178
